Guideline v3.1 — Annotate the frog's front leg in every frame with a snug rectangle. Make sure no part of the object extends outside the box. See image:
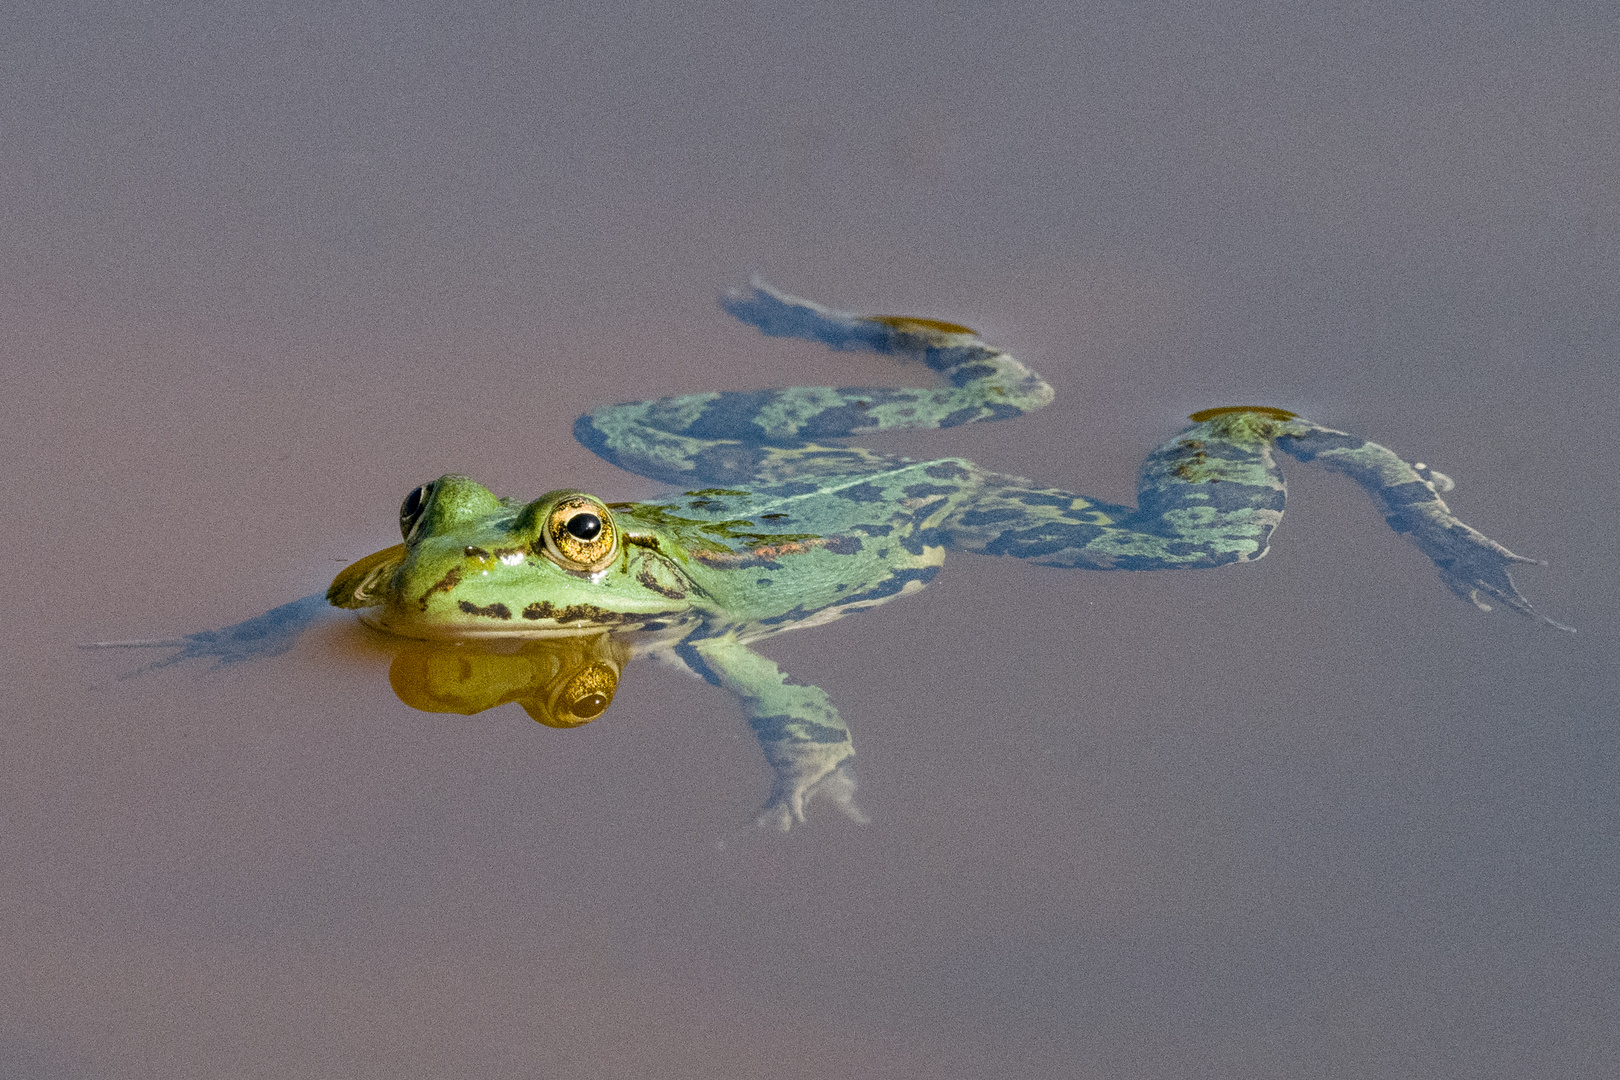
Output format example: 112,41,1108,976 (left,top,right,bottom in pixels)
679,634,866,831
84,592,335,675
